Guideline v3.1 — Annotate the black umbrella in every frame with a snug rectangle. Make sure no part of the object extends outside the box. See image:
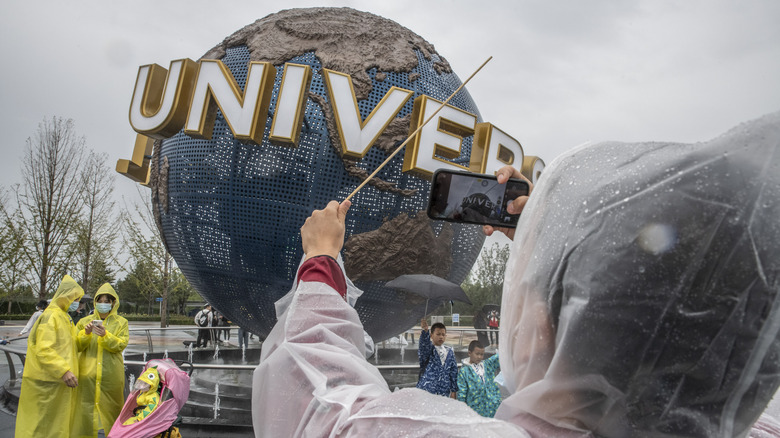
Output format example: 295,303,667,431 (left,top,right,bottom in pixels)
386,274,471,315
482,304,500,315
